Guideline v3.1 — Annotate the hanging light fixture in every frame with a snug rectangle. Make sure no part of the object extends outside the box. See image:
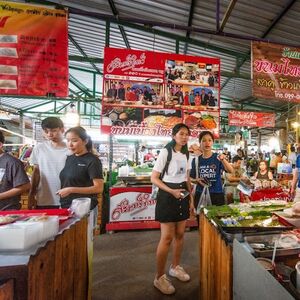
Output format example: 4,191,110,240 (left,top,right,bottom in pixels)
63,103,80,127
